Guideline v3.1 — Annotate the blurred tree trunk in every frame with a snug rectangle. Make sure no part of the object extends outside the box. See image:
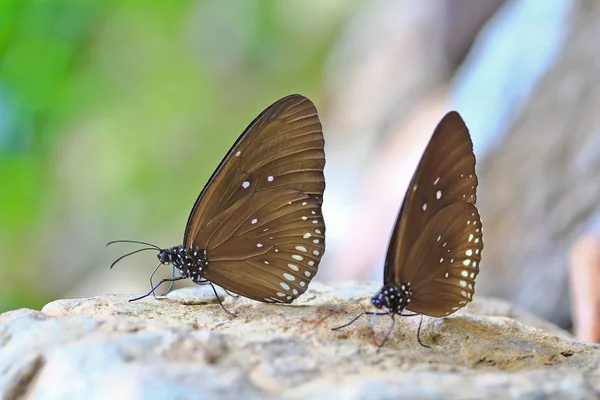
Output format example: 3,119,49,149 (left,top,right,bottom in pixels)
476,0,600,327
